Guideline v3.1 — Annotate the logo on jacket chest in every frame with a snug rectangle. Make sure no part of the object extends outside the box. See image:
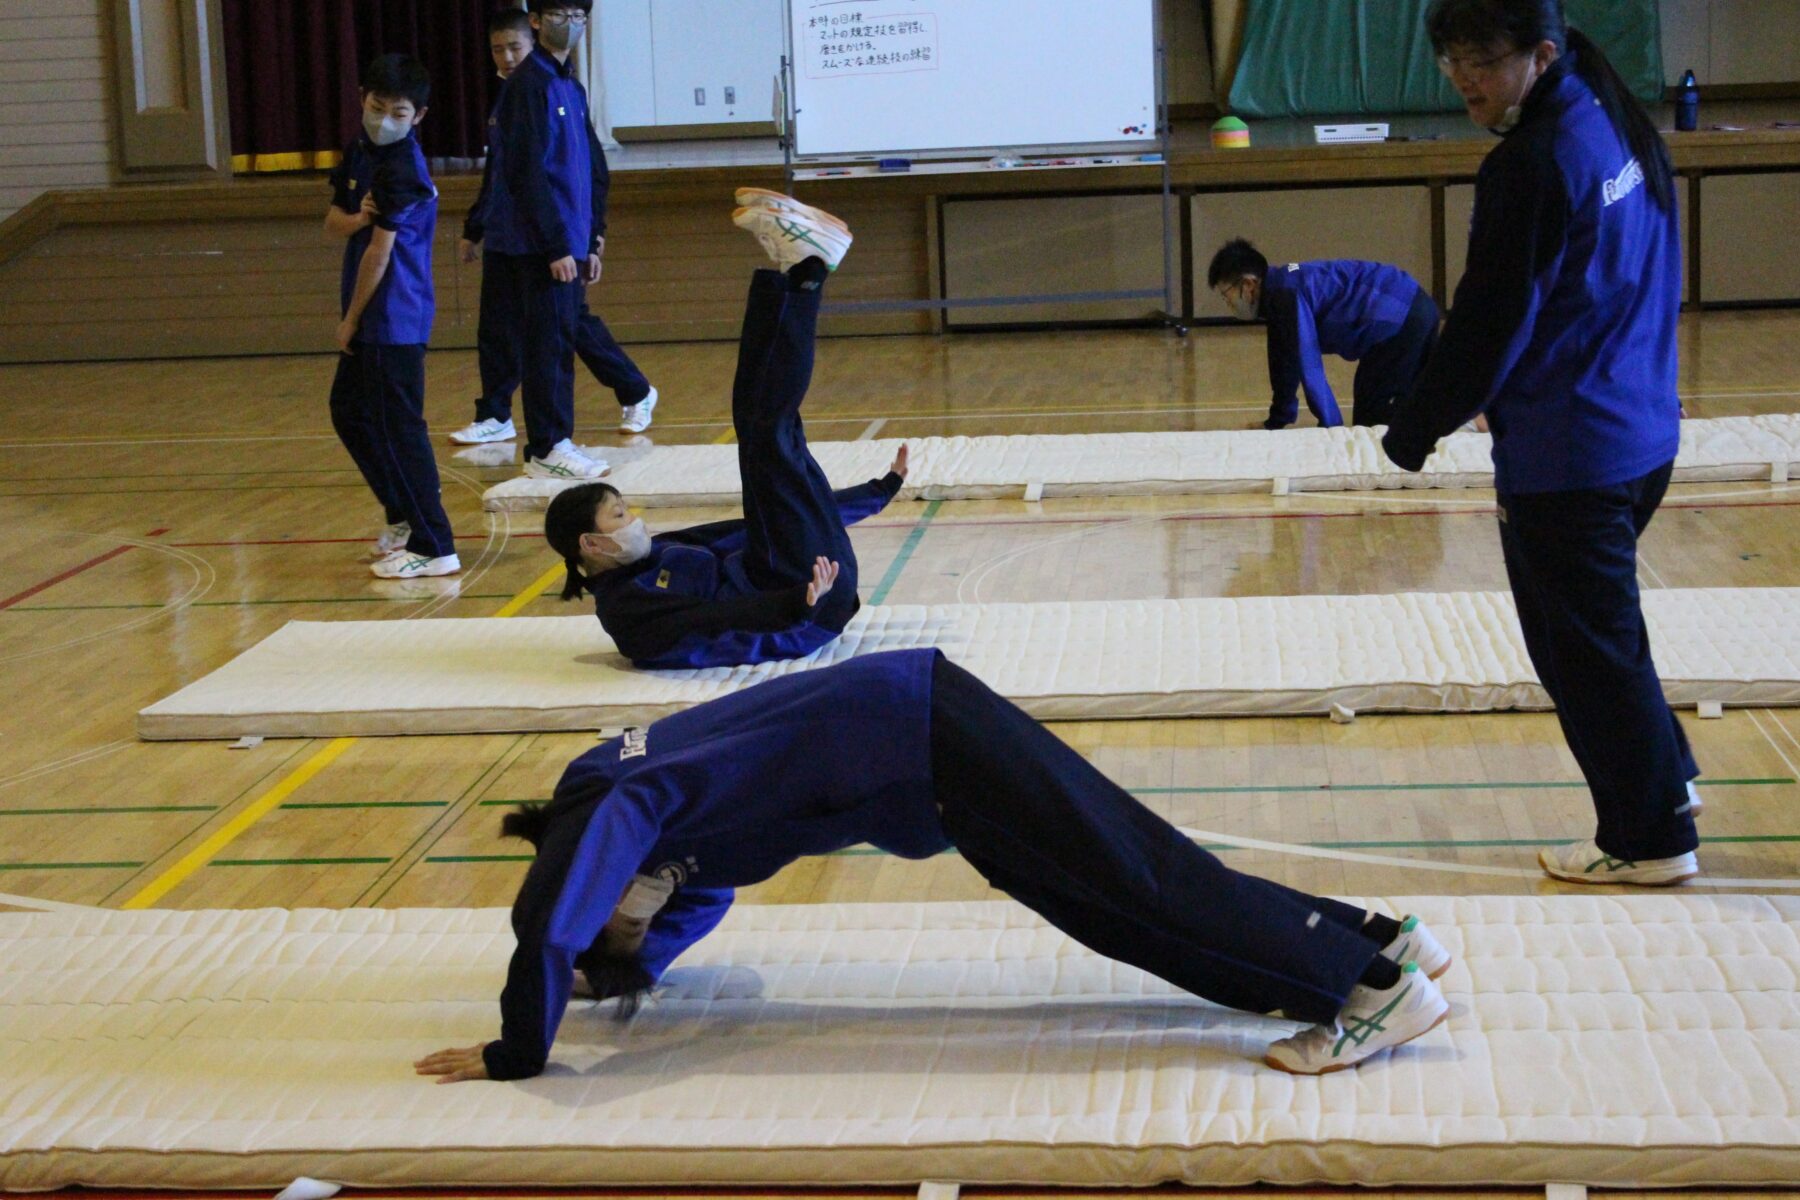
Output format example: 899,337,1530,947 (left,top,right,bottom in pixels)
619,726,648,759
1603,158,1645,208
652,856,698,886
